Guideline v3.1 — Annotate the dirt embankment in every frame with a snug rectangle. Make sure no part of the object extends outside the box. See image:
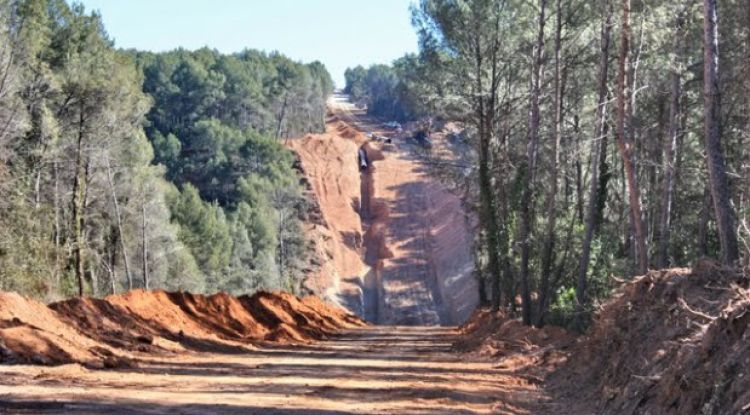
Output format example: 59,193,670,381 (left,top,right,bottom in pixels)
547,261,750,414
287,116,371,315
453,263,750,414
454,308,574,391
0,290,363,368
